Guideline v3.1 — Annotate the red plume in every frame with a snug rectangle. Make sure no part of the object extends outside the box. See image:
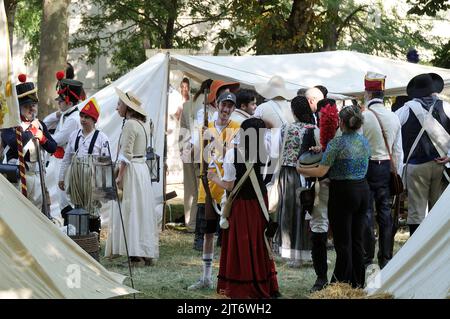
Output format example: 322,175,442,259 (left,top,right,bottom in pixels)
319,104,339,151
18,74,27,83
56,71,65,80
